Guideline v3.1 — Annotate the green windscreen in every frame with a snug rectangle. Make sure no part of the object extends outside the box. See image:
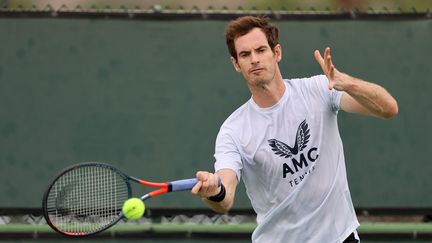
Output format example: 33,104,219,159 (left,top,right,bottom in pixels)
0,18,430,208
